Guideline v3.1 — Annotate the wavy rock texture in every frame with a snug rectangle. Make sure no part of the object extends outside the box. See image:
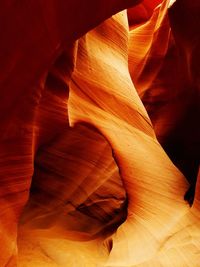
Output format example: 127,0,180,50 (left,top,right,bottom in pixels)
128,0,200,202
0,0,199,266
